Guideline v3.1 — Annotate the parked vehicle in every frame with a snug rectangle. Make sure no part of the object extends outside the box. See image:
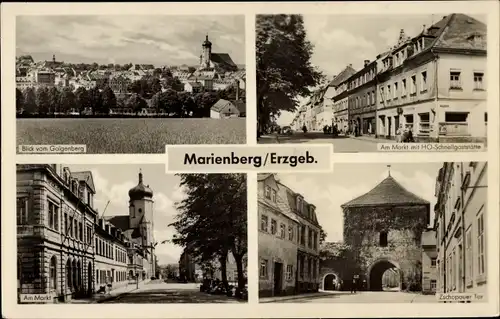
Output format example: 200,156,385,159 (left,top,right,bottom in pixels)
281,126,293,135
